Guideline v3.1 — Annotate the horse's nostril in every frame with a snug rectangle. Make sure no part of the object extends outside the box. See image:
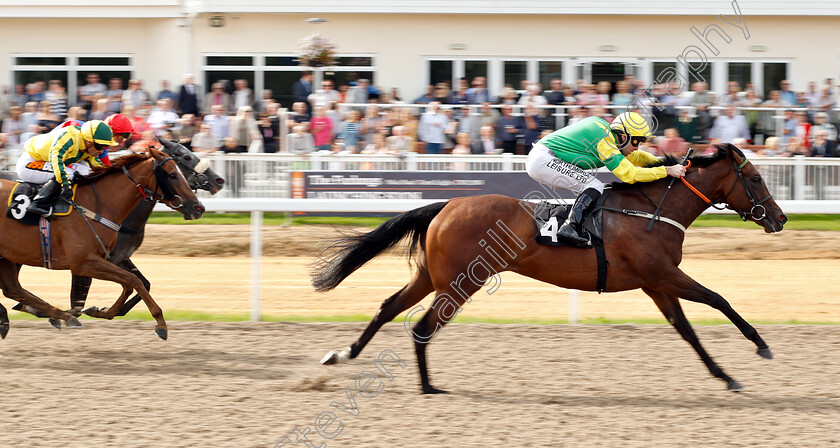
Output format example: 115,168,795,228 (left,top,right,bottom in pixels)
195,205,205,213
215,178,225,185
779,214,788,225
